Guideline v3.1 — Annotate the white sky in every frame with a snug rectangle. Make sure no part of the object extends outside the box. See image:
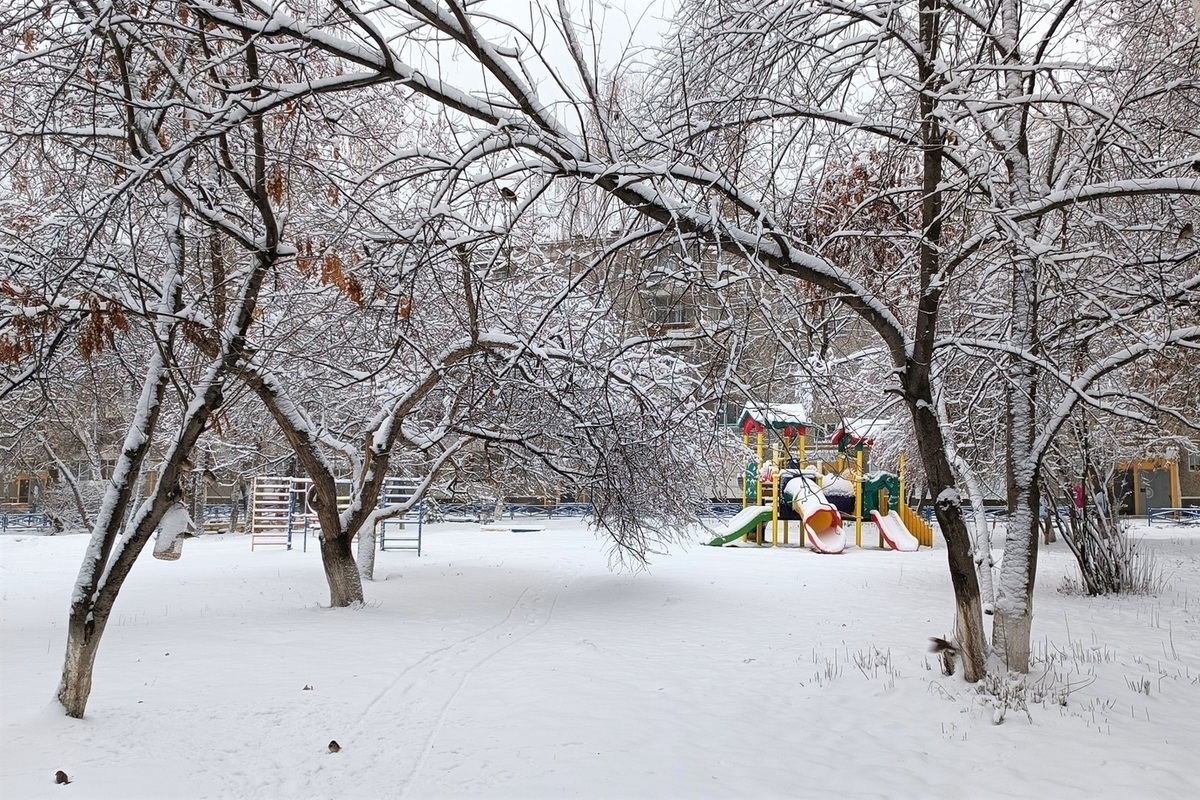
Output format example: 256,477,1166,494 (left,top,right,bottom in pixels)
397,0,677,107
